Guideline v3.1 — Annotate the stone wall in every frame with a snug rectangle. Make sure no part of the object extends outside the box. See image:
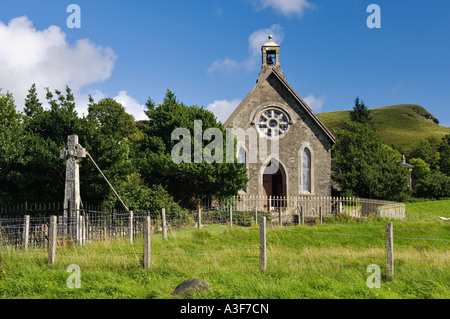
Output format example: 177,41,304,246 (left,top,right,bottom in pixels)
229,72,333,198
